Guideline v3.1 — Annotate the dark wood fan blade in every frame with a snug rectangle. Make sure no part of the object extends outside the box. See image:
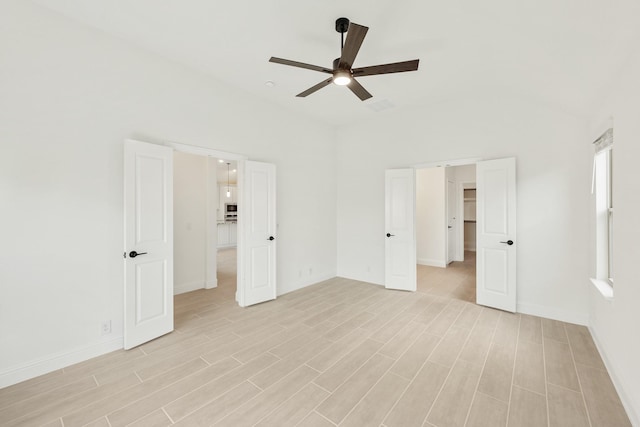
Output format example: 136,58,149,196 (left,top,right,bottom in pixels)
347,78,372,101
338,23,368,70
352,59,419,77
269,57,333,74
296,77,334,97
